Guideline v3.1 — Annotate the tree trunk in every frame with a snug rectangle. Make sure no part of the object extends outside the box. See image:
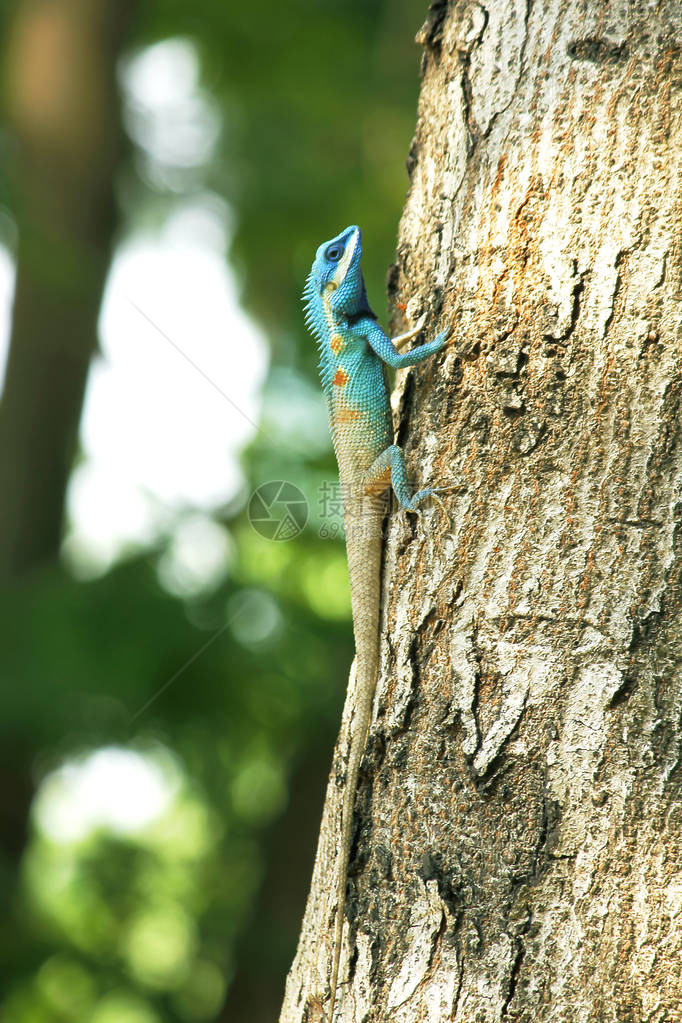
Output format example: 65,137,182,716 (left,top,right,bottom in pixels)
0,0,133,579
281,1,682,1020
